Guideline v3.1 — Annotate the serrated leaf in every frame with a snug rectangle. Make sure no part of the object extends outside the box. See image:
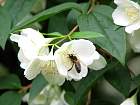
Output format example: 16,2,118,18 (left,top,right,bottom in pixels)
0,8,11,49
29,74,47,103
0,91,22,105
77,5,126,65
0,74,21,89
105,63,131,97
12,2,83,31
71,31,103,39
